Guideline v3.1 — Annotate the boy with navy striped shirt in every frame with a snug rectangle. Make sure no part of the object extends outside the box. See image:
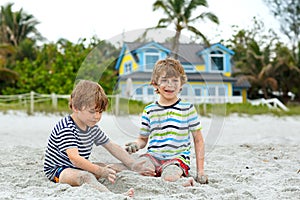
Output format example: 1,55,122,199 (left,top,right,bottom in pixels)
44,80,154,197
